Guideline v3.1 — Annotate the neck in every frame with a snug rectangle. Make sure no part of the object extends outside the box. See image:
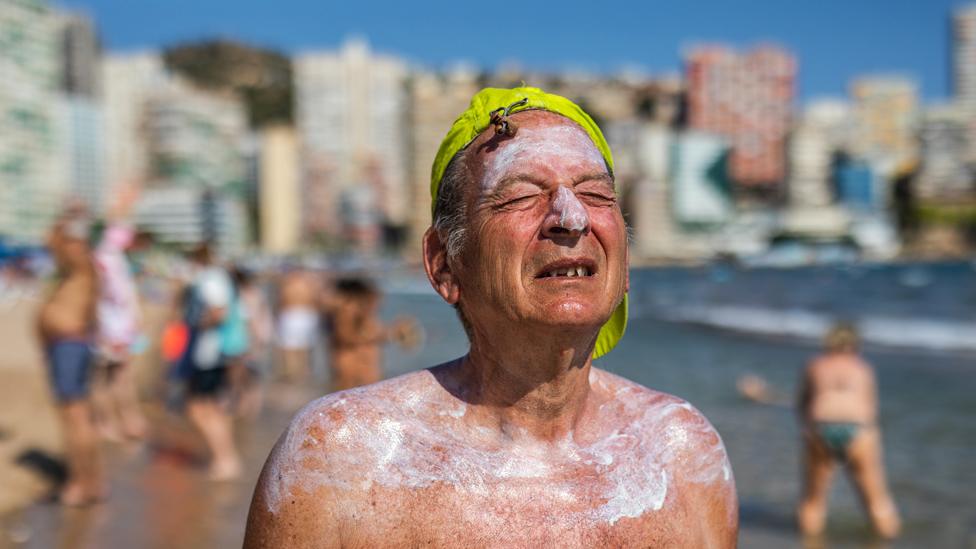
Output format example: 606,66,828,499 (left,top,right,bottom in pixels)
450,327,599,442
